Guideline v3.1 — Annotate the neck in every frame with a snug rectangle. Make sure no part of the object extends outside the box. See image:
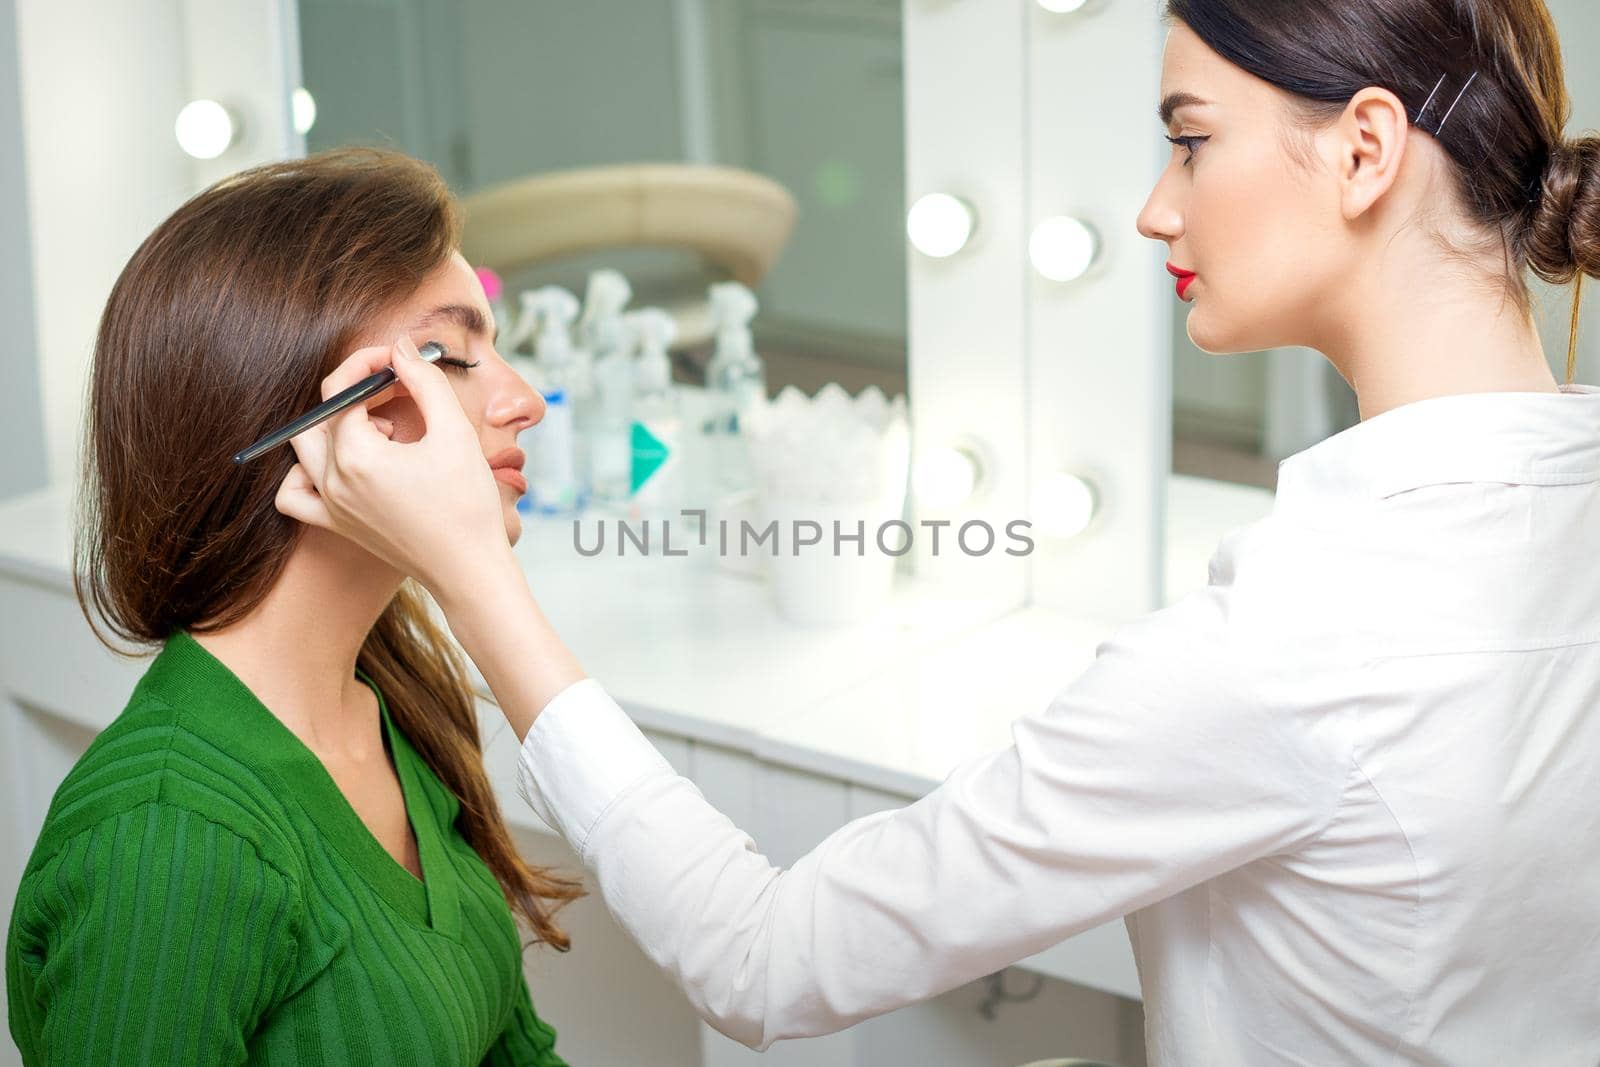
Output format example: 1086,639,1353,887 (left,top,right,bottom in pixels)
1306,235,1561,423
189,527,405,758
